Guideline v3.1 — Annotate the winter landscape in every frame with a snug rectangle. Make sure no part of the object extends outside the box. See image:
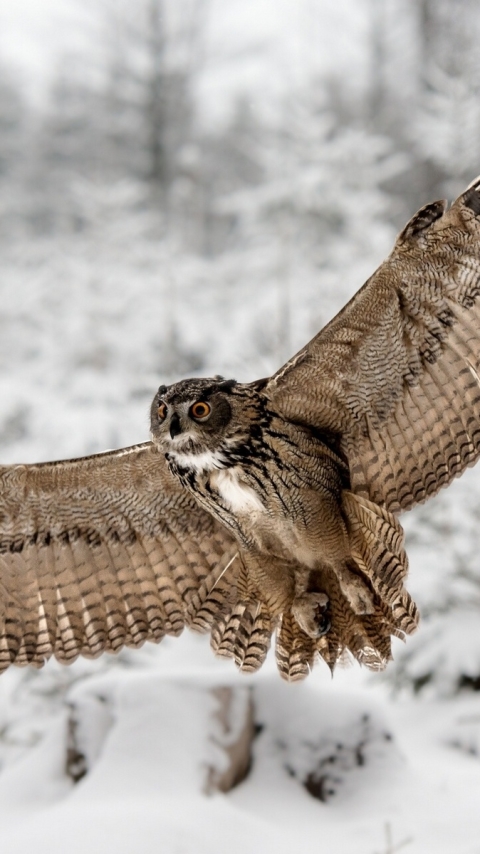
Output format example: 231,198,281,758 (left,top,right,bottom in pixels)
0,1,480,851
